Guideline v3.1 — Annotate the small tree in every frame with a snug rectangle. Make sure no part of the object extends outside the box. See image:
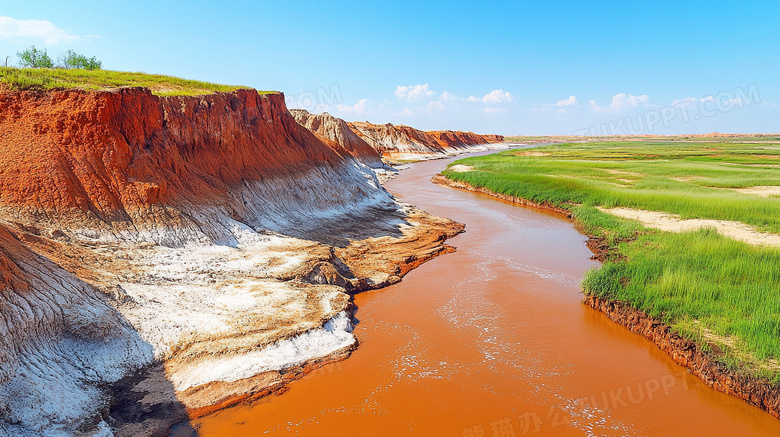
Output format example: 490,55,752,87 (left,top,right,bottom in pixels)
58,50,102,70
81,56,102,70
17,46,54,68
